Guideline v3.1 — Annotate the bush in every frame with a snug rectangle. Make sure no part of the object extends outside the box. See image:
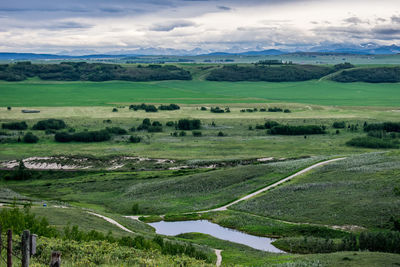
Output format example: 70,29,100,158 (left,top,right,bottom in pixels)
192,131,202,137
55,130,111,143
200,107,207,111
7,106,11,110
112,108,118,112
218,131,225,136
332,121,346,129
270,125,326,135
2,121,28,130
210,107,224,113
284,109,291,113
166,121,174,127
145,105,158,112
364,122,400,133
158,104,180,110
32,119,66,130
129,135,141,143
346,136,398,148
265,121,280,129
177,119,201,130
152,121,162,127
179,131,186,137
23,132,39,143
268,107,283,112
